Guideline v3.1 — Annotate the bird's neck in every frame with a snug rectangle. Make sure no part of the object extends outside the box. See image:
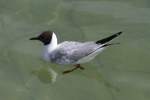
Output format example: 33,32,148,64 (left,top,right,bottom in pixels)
46,33,58,52
43,33,58,61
